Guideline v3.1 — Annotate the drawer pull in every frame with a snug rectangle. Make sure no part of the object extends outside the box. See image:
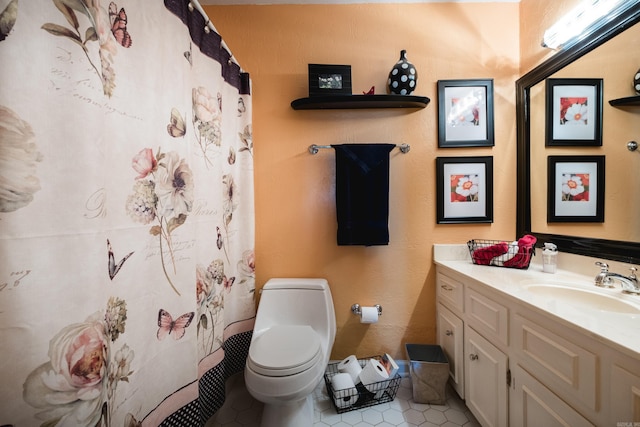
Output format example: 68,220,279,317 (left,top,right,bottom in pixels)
445,330,453,336
441,285,453,291
469,353,479,361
